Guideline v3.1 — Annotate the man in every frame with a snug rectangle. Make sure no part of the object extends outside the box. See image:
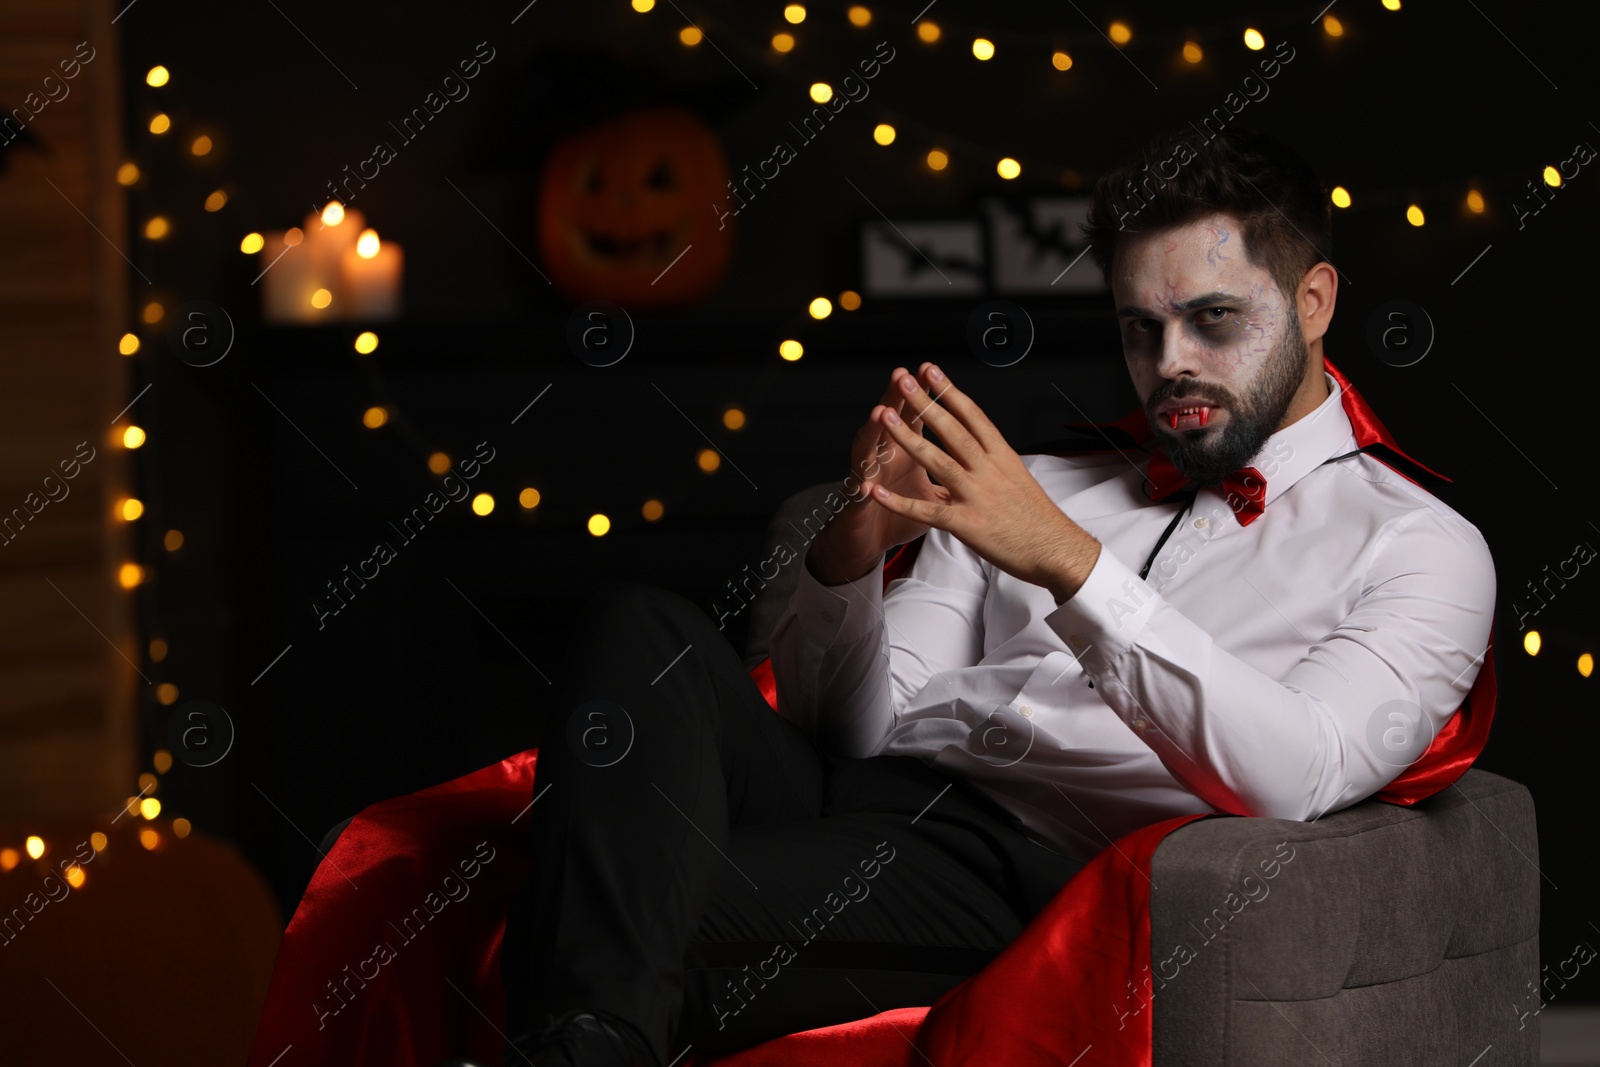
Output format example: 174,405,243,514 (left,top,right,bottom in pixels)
497,125,1495,1067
